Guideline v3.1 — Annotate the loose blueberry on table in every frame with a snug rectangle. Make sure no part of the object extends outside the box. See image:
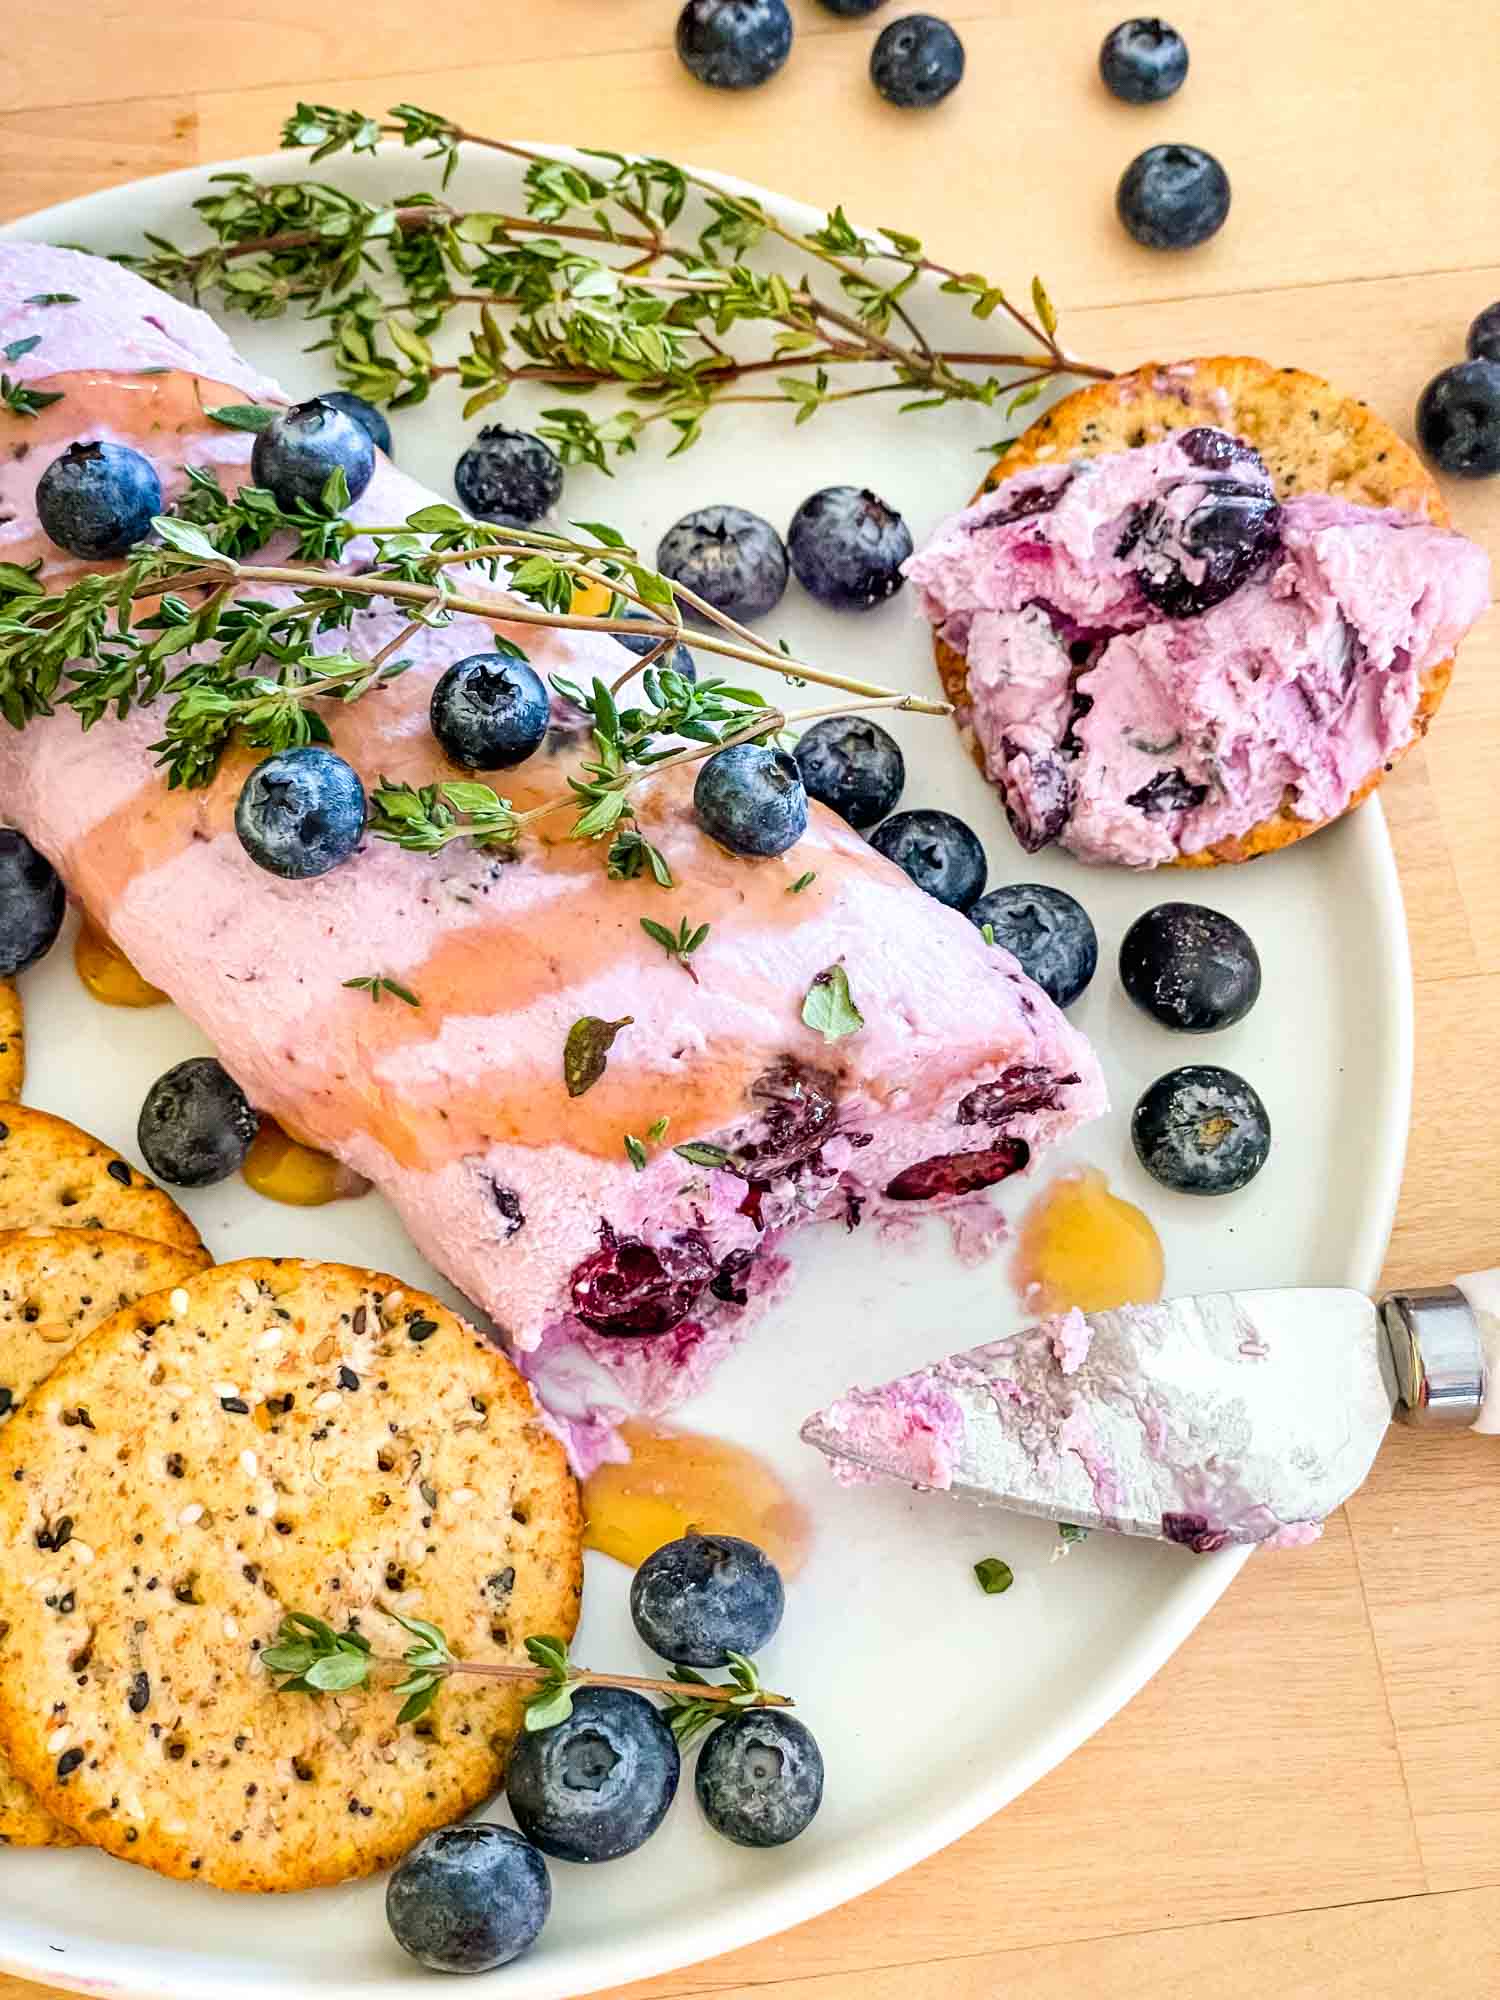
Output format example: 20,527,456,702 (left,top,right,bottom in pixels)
793,714,906,828
696,1710,825,1847
235,745,367,880
35,440,162,559
506,1685,681,1863
615,604,698,683
786,485,913,610
429,653,552,770
1098,17,1189,103
1118,902,1261,1033
1131,1064,1271,1195
1467,302,1500,365
0,829,64,978
1116,143,1231,250
656,504,790,622
386,1824,551,1974
313,388,392,457
138,1056,259,1188
817,0,887,12
631,1531,786,1667
676,0,794,90
452,426,565,525
1415,360,1500,478
870,13,966,107
969,882,1097,1009
870,808,987,909
695,742,809,857
250,397,375,510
